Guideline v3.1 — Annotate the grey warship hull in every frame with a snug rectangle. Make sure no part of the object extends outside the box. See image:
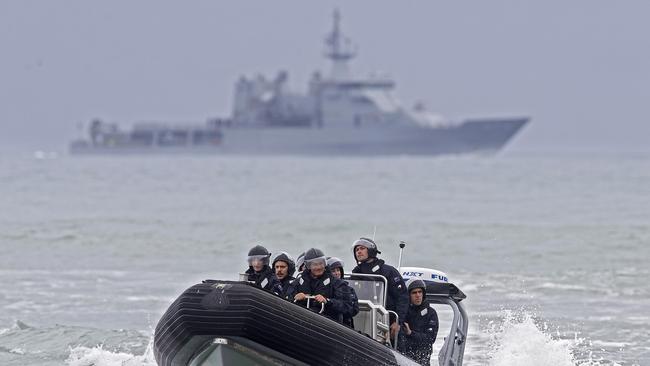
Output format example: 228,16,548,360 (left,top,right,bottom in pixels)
69,117,527,156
